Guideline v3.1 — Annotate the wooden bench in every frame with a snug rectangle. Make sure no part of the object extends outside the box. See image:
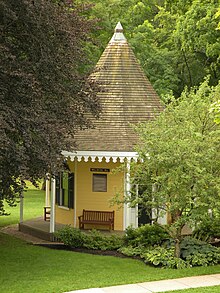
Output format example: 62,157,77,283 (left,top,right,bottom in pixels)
44,206,51,221
78,210,114,230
